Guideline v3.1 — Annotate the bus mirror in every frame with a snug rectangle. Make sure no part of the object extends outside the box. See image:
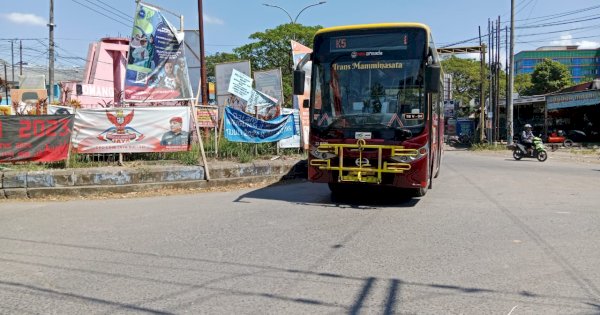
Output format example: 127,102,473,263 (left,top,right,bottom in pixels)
294,70,305,95
303,99,310,108
425,64,441,93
